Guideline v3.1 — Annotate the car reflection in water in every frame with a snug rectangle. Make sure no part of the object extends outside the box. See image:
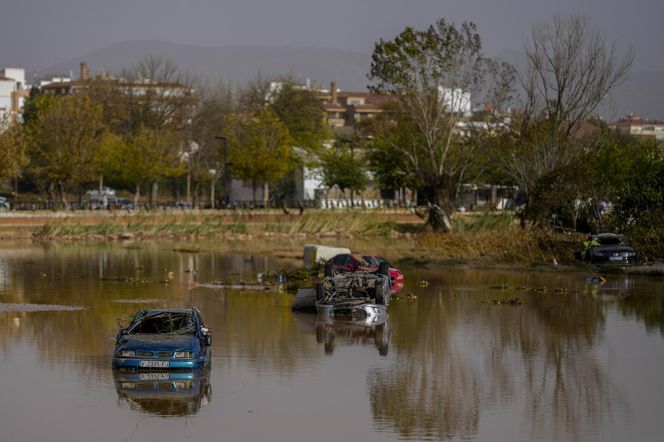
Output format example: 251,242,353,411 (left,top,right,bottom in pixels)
113,367,211,417
295,311,390,356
